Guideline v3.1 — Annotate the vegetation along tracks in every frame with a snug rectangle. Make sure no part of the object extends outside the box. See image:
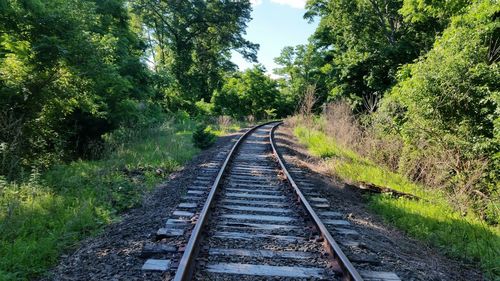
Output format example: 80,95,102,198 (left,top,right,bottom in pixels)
141,122,402,280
